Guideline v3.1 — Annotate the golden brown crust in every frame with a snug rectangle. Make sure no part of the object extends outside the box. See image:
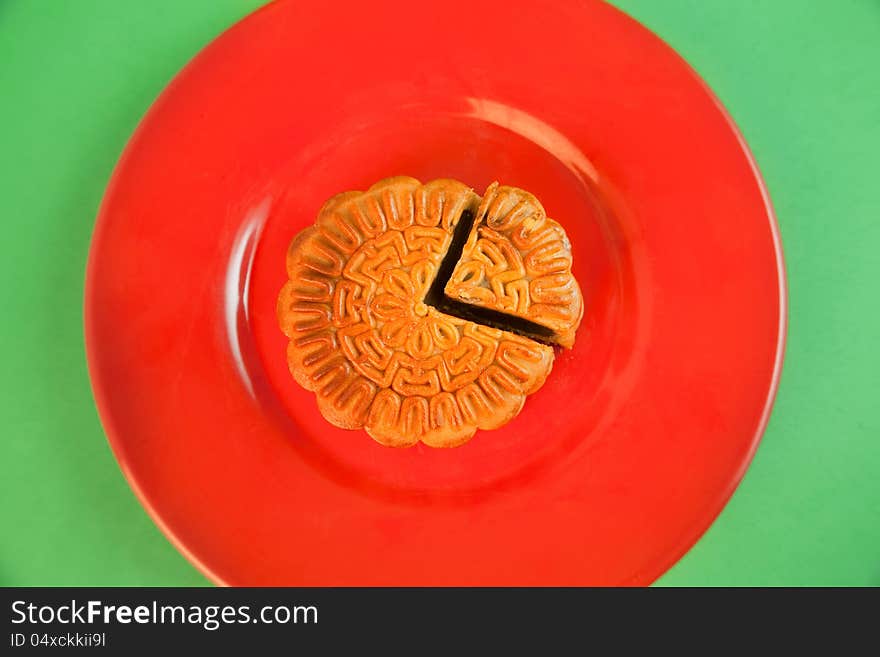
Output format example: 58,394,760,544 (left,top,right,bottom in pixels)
445,182,584,348
277,177,577,447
